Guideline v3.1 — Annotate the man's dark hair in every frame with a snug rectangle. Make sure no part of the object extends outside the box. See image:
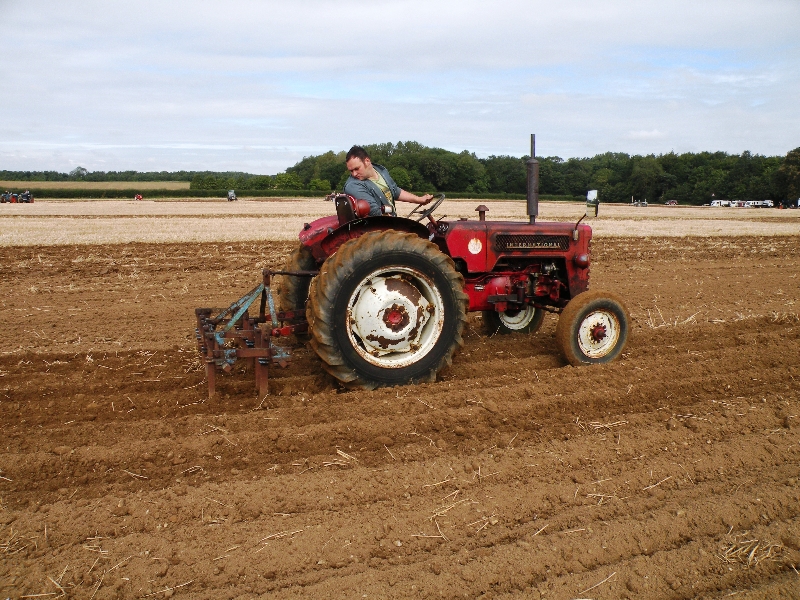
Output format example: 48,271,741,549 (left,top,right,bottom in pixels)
346,145,370,162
